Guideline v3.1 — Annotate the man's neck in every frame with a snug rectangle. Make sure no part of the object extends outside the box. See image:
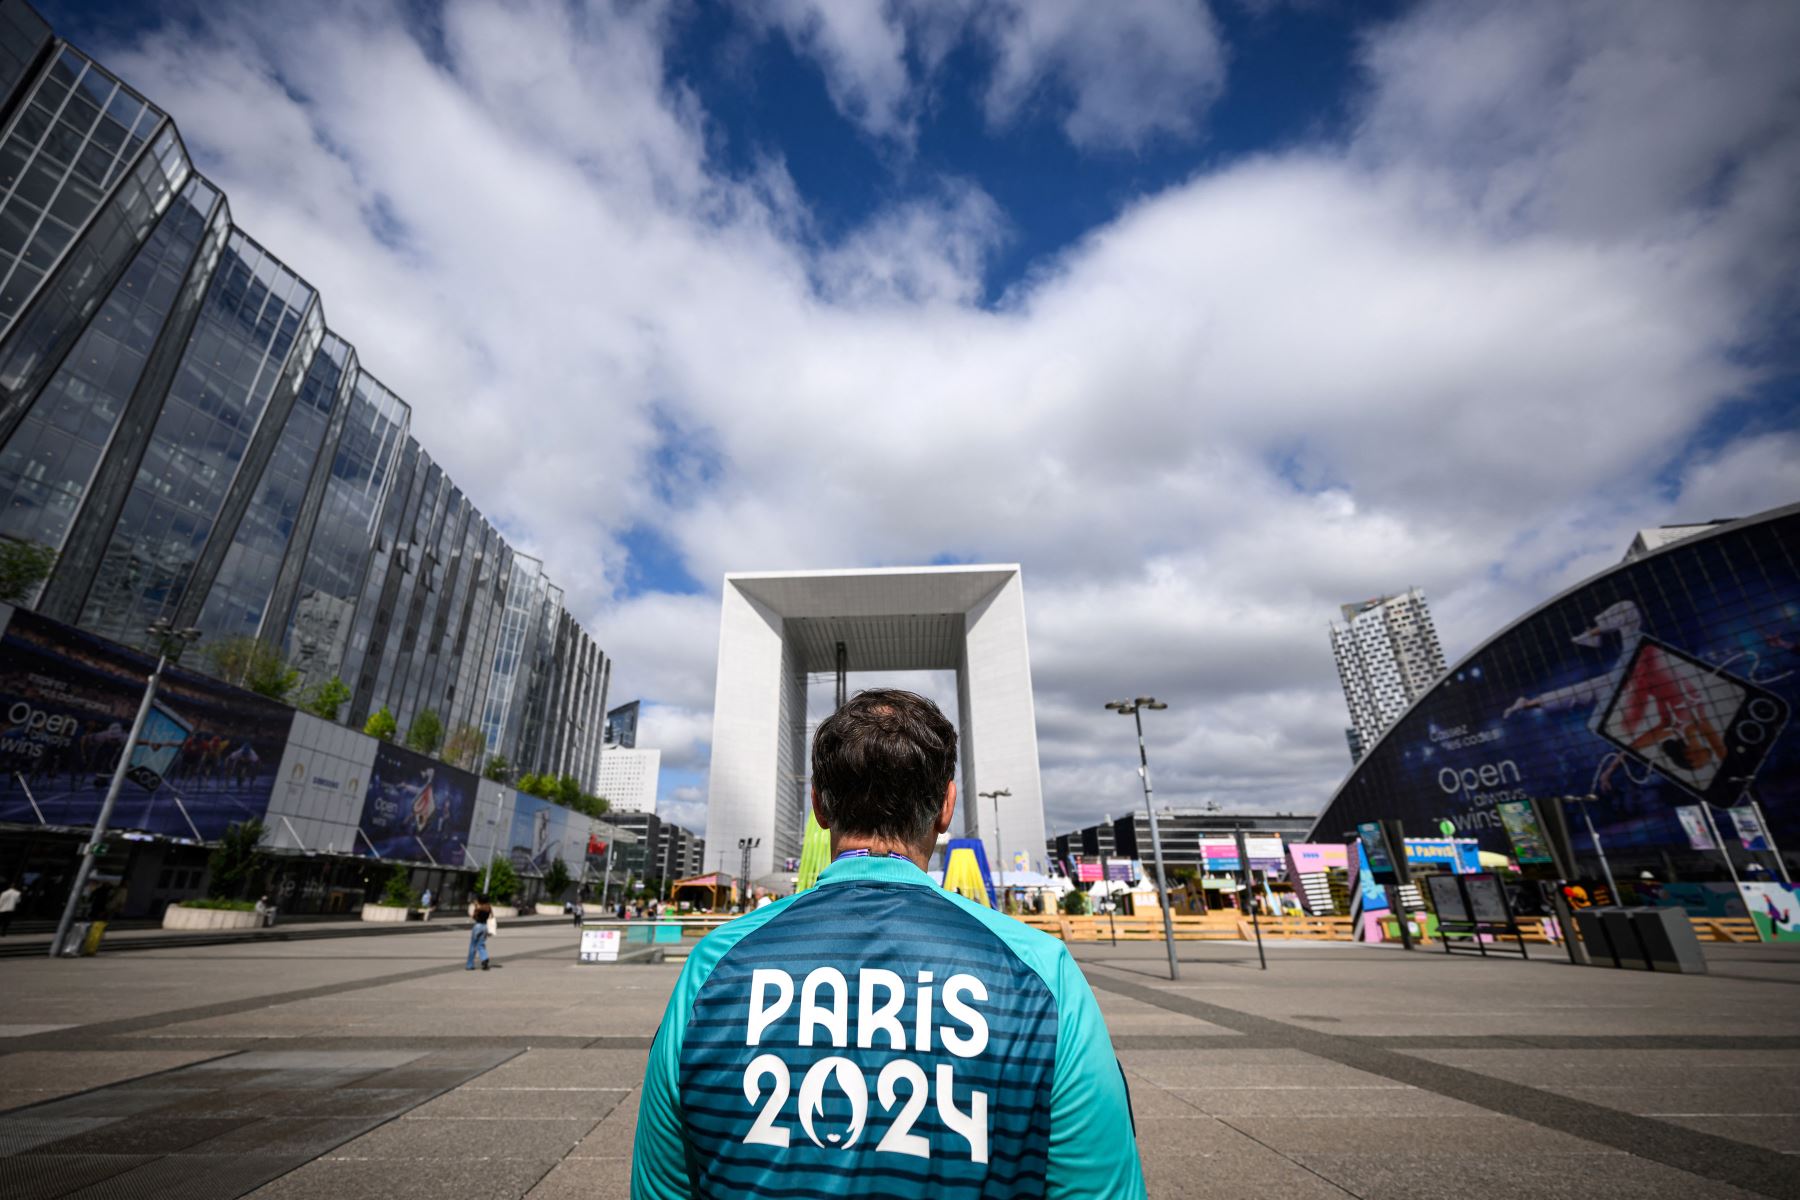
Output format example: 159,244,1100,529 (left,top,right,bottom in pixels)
830,833,929,870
